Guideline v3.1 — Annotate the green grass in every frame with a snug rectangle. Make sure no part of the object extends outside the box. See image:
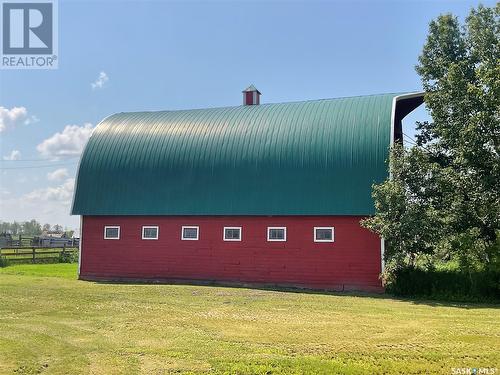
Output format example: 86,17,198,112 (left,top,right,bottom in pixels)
0,263,78,278
0,264,498,374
